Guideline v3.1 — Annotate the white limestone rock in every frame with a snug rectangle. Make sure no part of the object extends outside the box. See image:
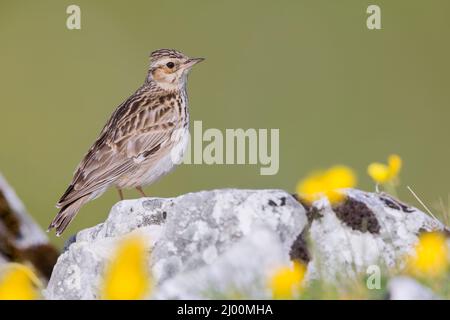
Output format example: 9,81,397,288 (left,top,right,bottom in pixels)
153,228,290,299
44,189,306,299
388,276,439,300
305,189,445,281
